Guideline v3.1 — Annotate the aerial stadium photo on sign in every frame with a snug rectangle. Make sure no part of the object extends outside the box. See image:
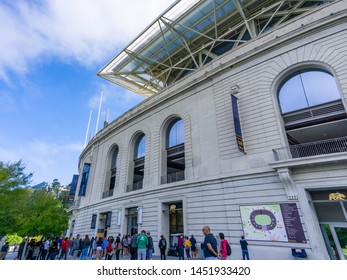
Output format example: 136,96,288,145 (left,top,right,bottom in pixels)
240,204,307,243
